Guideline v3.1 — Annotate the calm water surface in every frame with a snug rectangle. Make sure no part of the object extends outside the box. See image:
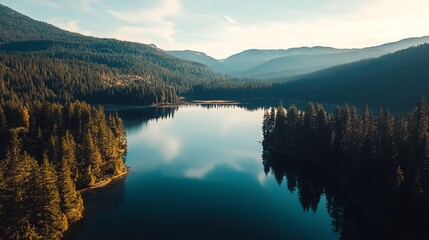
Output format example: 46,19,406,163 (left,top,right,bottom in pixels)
65,105,341,239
